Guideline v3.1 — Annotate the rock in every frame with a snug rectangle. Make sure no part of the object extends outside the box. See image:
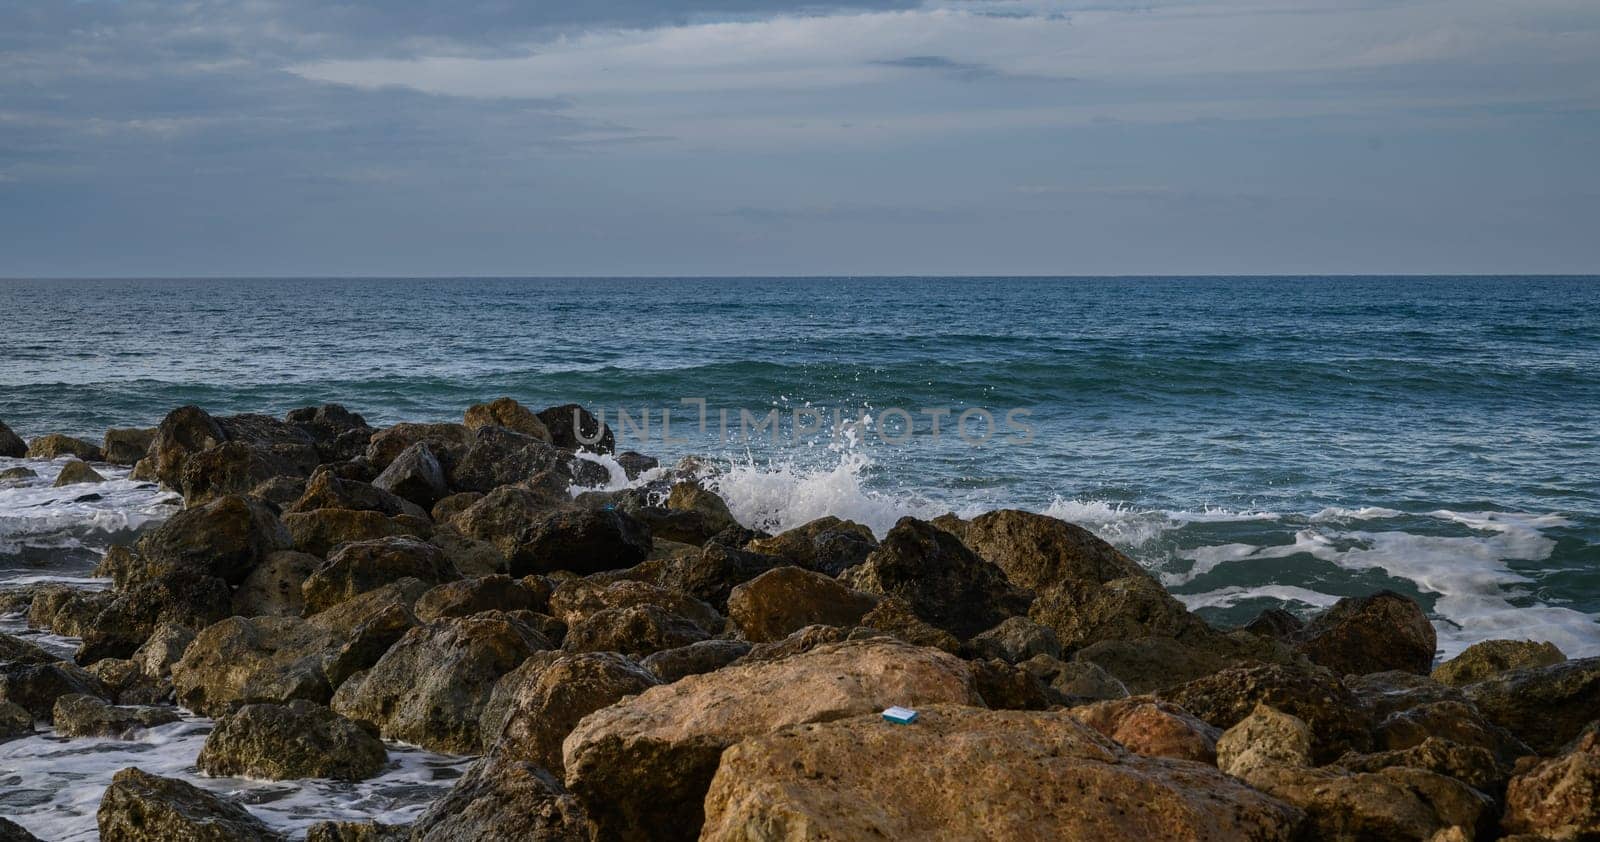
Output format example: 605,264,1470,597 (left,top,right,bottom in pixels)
432,491,482,523
562,638,981,839
332,612,549,753
96,766,283,841
648,543,785,610
1243,608,1306,640
0,632,56,665
53,459,106,486
149,405,227,489
640,639,750,683
615,451,658,480
285,404,373,462
465,397,552,441
136,494,290,585
289,470,424,519
726,566,877,643
1239,763,1492,841
415,575,545,622
1217,703,1314,779
664,482,737,533
1464,657,1600,754
0,419,25,458
74,570,233,663
967,615,1062,662
1374,699,1532,769
1071,697,1221,762
365,422,474,475
1432,639,1566,687
371,442,448,508
0,466,38,482
51,693,178,737
179,442,313,506
1021,654,1129,701
511,507,652,576
197,700,387,781
1336,737,1507,792
1030,576,1211,653
249,475,307,507
548,577,721,633
746,516,877,577
1160,663,1373,763
962,508,1145,590
410,752,591,842
132,622,196,681
536,404,613,453
842,516,1030,641
562,604,710,658
450,486,567,567
449,426,571,494
282,508,430,557
1346,670,1467,718
303,821,409,842
1,700,35,741
101,427,157,465
856,595,962,653
27,586,115,637
0,660,107,721
700,705,1304,842
86,657,169,705
966,657,1058,710
26,433,102,461
1503,725,1600,839
493,651,660,775
232,551,321,617
736,623,853,665
302,537,459,615
1293,590,1437,676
